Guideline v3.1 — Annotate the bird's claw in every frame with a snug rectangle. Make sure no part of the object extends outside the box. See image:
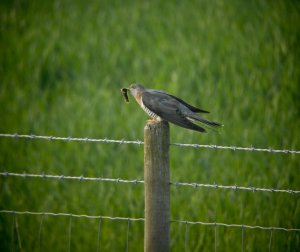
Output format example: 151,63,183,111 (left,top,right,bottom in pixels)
146,119,160,123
